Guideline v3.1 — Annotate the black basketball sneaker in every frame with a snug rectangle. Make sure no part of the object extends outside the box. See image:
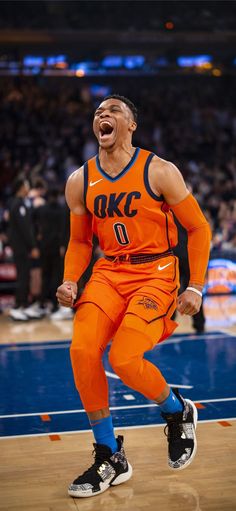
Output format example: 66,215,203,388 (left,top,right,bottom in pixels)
161,388,198,470
68,435,132,498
